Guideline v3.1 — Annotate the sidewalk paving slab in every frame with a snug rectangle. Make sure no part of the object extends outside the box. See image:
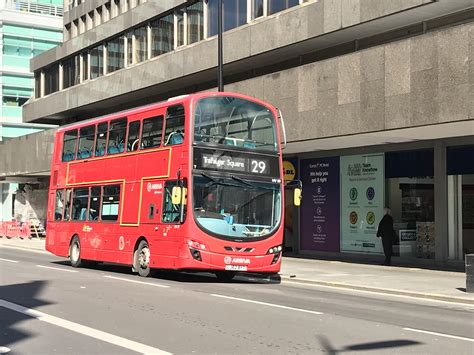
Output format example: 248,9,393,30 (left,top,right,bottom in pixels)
1,237,473,304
